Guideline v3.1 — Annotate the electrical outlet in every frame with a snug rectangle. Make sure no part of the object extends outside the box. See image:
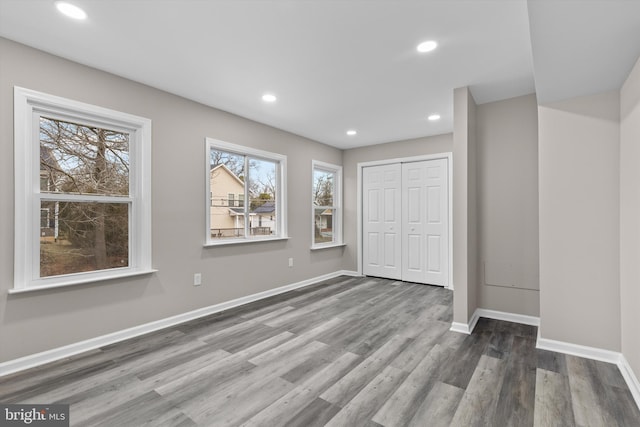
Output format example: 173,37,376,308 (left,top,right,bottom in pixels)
193,273,202,286
288,258,294,268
